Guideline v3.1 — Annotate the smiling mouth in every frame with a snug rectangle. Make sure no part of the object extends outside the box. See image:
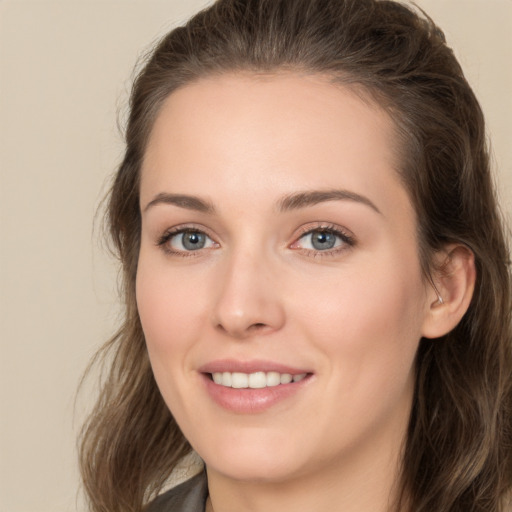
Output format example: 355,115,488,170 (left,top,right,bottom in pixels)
209,371,309,389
